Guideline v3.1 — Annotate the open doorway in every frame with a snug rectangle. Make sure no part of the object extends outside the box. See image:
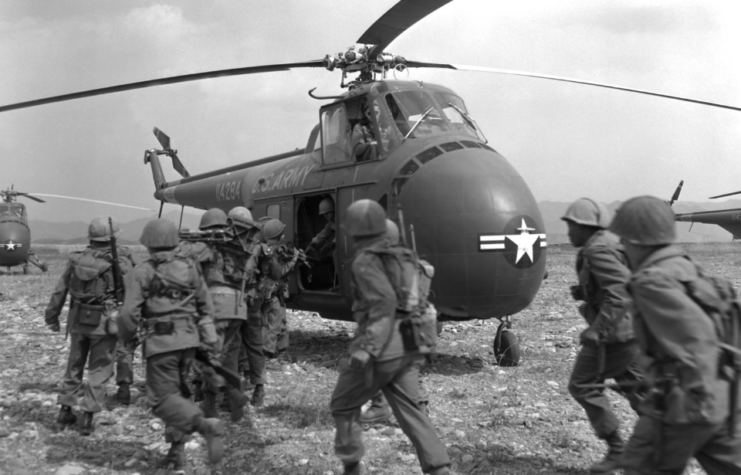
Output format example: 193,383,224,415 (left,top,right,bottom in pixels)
295,193,338,291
